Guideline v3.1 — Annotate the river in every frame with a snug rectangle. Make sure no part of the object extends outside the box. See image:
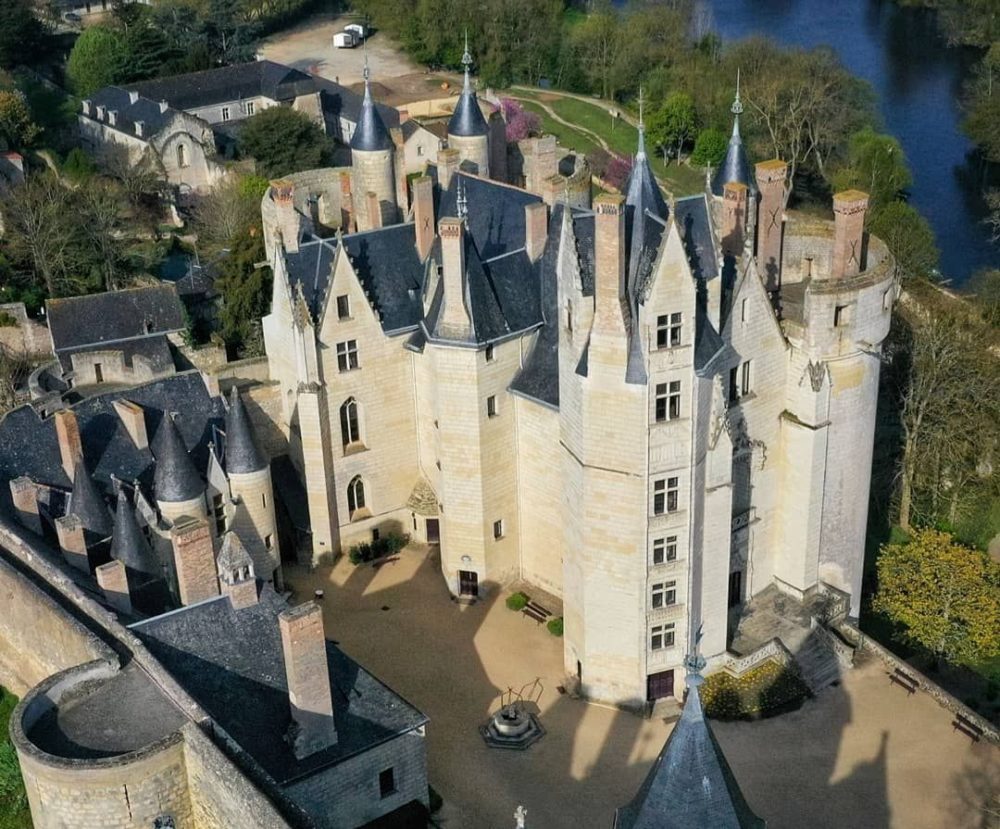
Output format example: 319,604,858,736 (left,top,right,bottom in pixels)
698,0,997,284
